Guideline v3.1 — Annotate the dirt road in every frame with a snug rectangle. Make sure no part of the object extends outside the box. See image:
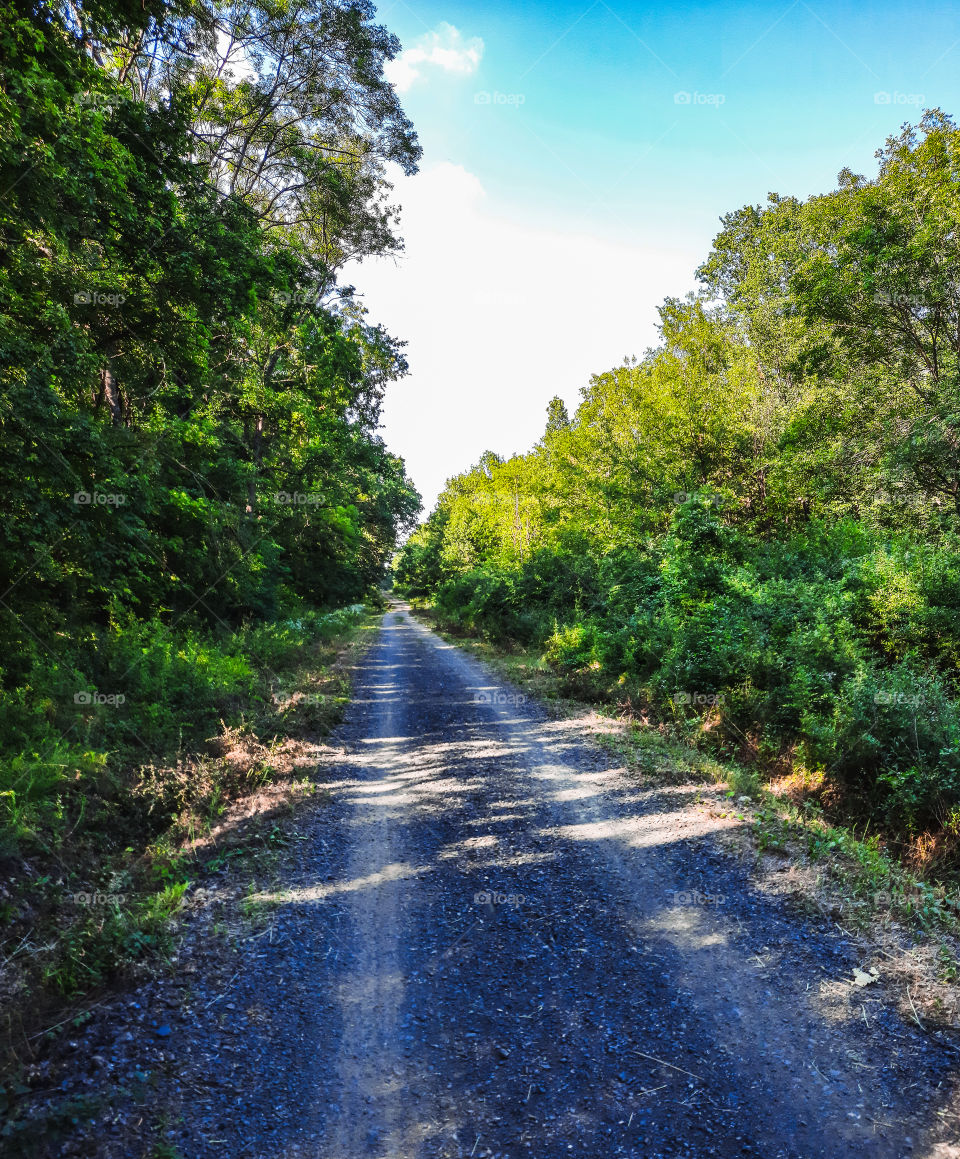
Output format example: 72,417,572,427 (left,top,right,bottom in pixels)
88,605,960,1156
